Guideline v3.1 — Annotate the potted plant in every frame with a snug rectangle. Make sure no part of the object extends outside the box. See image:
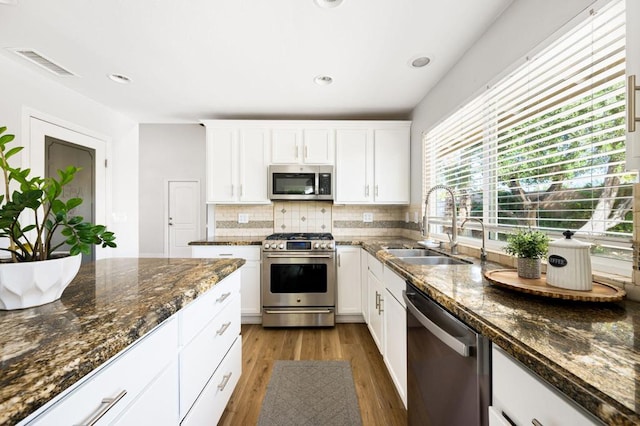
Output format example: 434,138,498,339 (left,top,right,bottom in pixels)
504,229,549,279
0,126,116,310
